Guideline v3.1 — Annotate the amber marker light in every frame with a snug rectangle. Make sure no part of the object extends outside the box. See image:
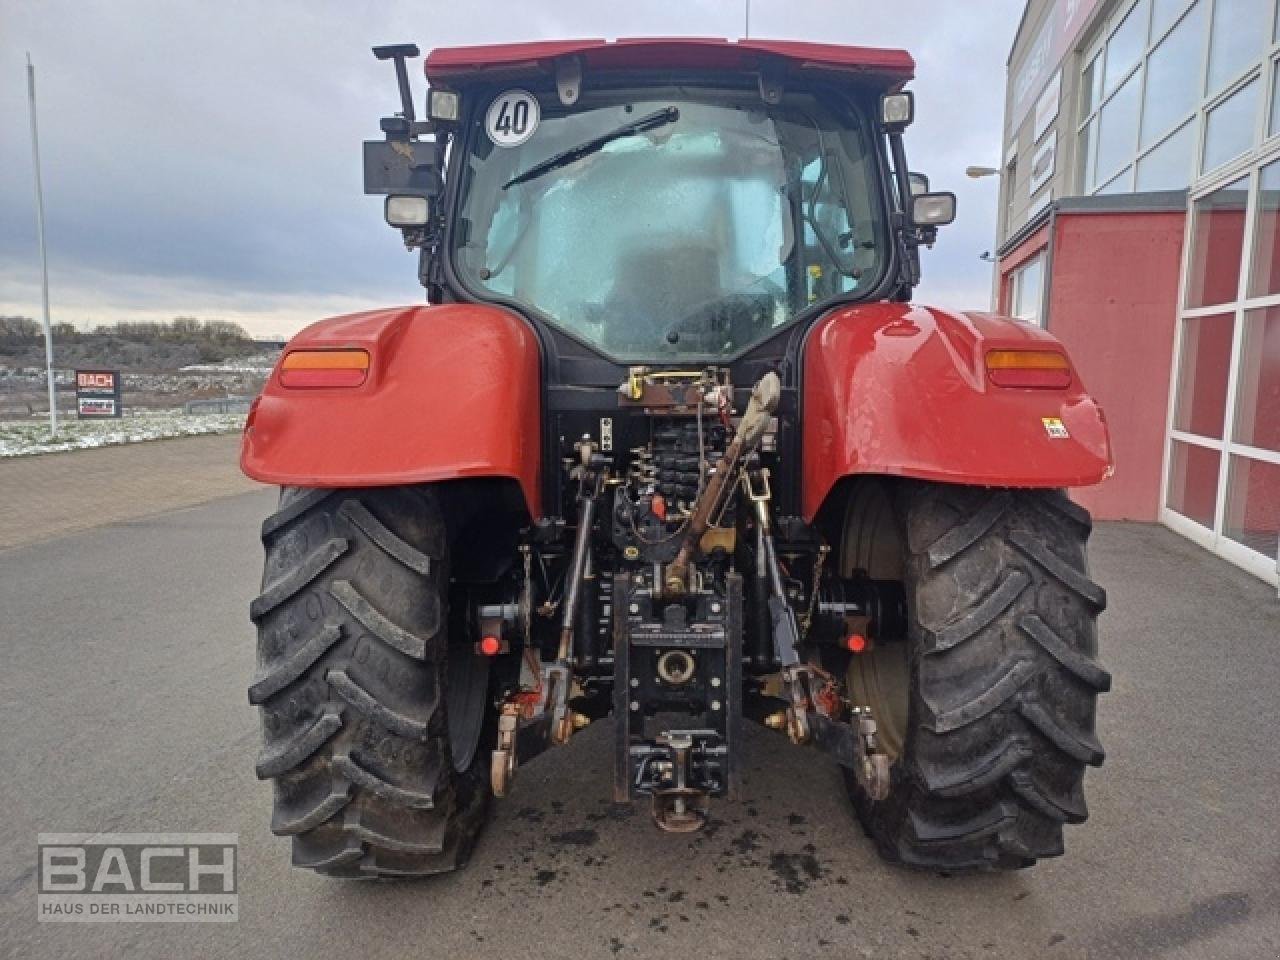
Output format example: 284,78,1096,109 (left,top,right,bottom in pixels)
985,349,1072,389
278,349,371,388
